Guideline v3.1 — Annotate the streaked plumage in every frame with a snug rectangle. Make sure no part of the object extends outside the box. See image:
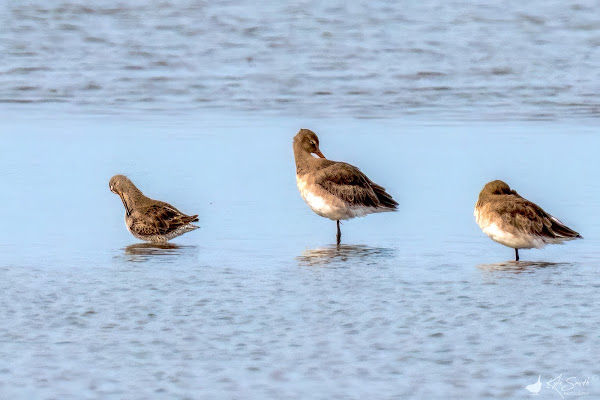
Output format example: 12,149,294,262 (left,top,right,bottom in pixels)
109,175,199,242
293,129,398,244
474,180,581,260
